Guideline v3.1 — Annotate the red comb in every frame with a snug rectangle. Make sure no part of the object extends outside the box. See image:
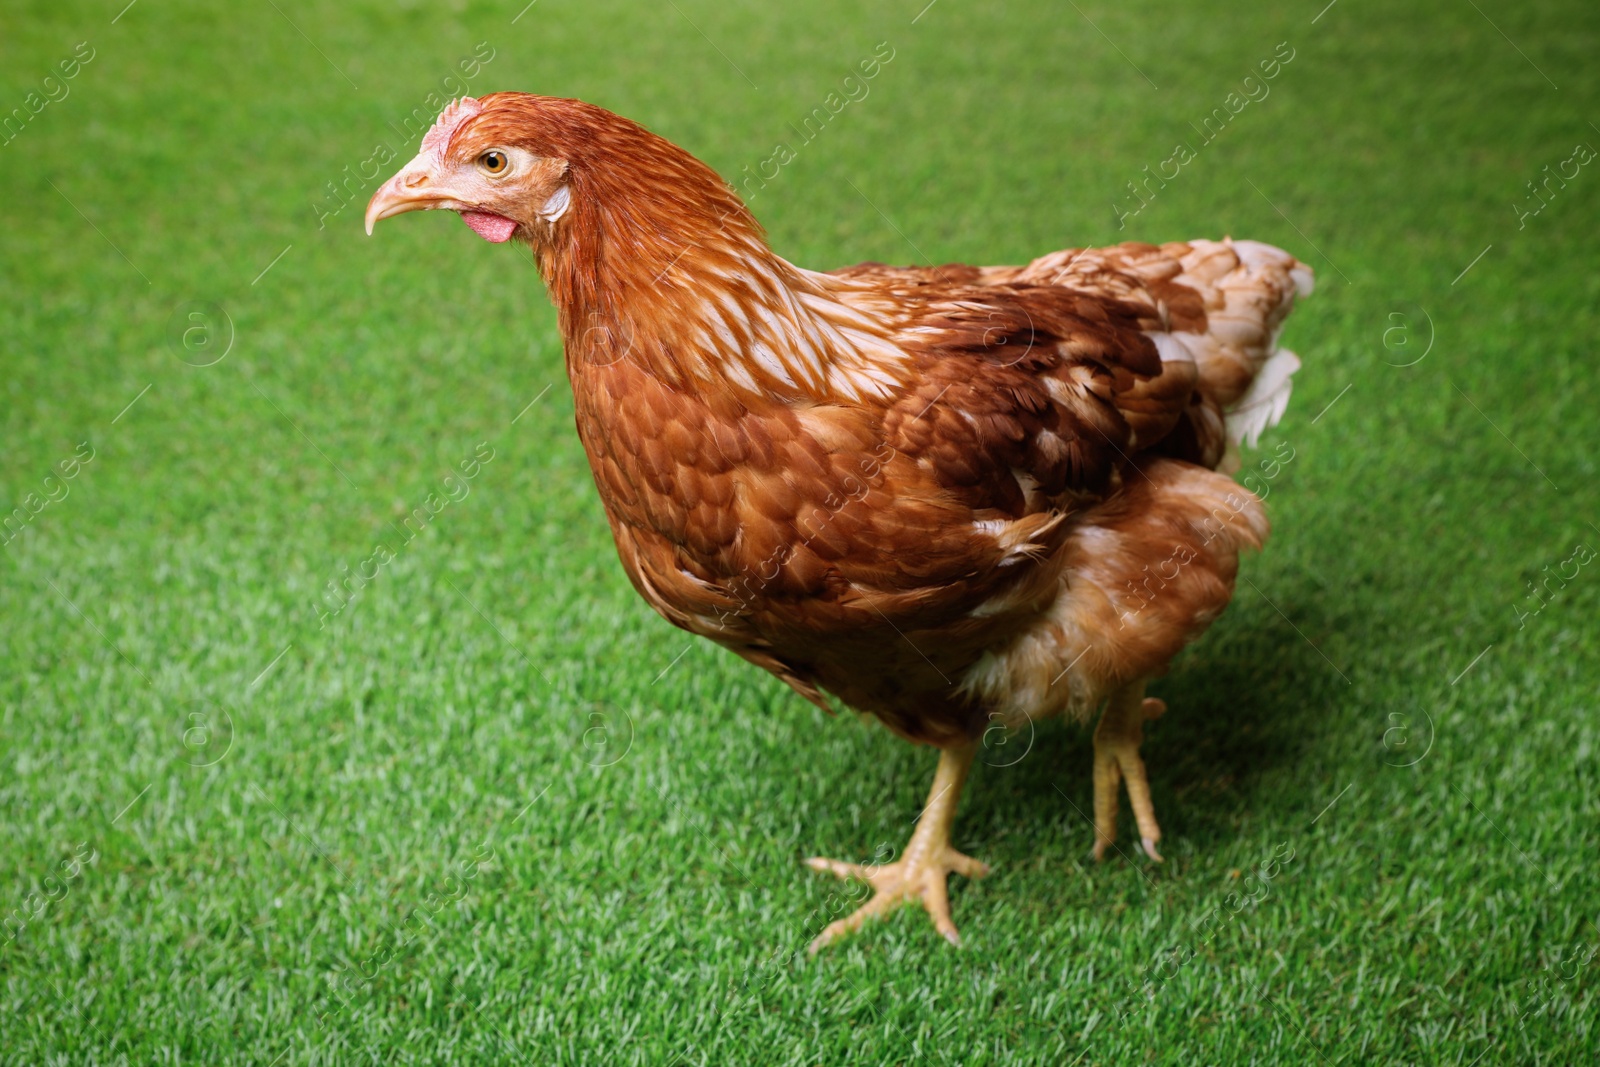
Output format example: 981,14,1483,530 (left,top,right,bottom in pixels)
420,96,483,162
